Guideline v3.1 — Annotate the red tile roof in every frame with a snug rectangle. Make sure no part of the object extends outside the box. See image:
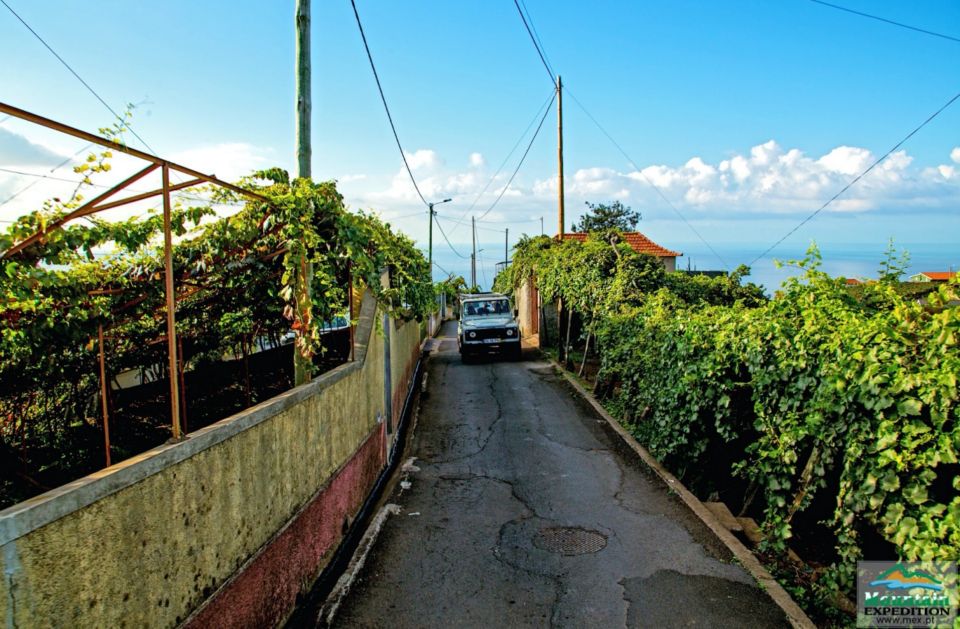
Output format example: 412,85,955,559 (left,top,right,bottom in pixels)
845,278,862,285
918,272,956,281
562,232,681,258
